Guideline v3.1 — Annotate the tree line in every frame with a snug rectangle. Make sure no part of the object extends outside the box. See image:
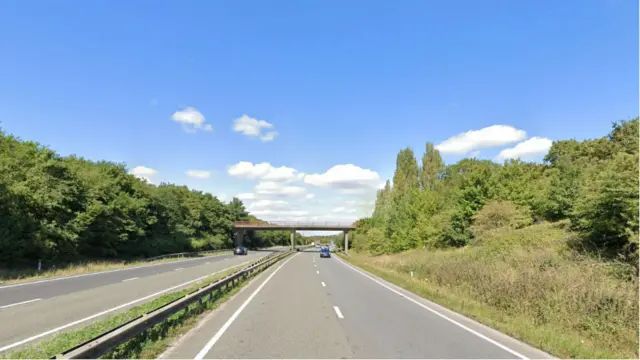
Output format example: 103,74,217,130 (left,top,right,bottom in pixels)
0,129,294,267
352,118,639,265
